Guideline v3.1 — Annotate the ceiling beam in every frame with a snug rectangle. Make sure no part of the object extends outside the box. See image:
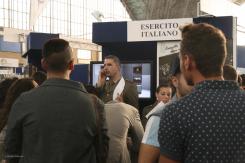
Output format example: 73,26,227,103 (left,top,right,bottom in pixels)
121,0,200,20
